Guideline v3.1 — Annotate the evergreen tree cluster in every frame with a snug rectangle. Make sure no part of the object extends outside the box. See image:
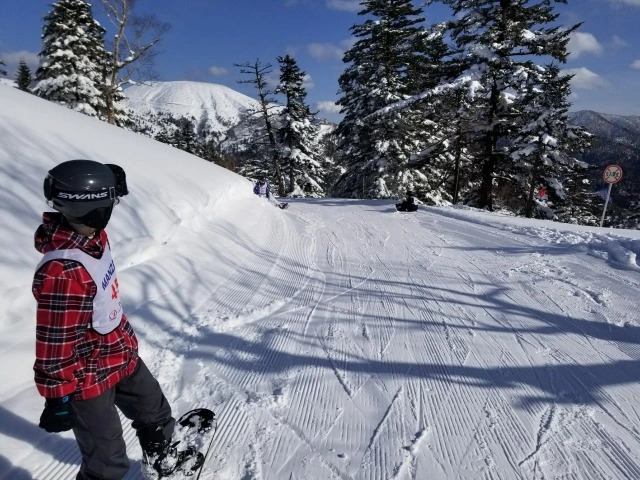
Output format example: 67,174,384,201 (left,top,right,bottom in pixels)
13,0,623,226
29,0,155,125
0,58,6,77
234,57,336,198
333,0,598,224
131,111,229,167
